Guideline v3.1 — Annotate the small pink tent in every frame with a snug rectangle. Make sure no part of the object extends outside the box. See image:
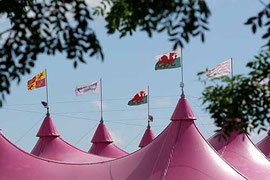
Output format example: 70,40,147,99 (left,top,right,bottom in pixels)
31,115,111,162
0,97,245,179
209,130,270,179
88,122,128,158
138,125,155,148
256,130,270,159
